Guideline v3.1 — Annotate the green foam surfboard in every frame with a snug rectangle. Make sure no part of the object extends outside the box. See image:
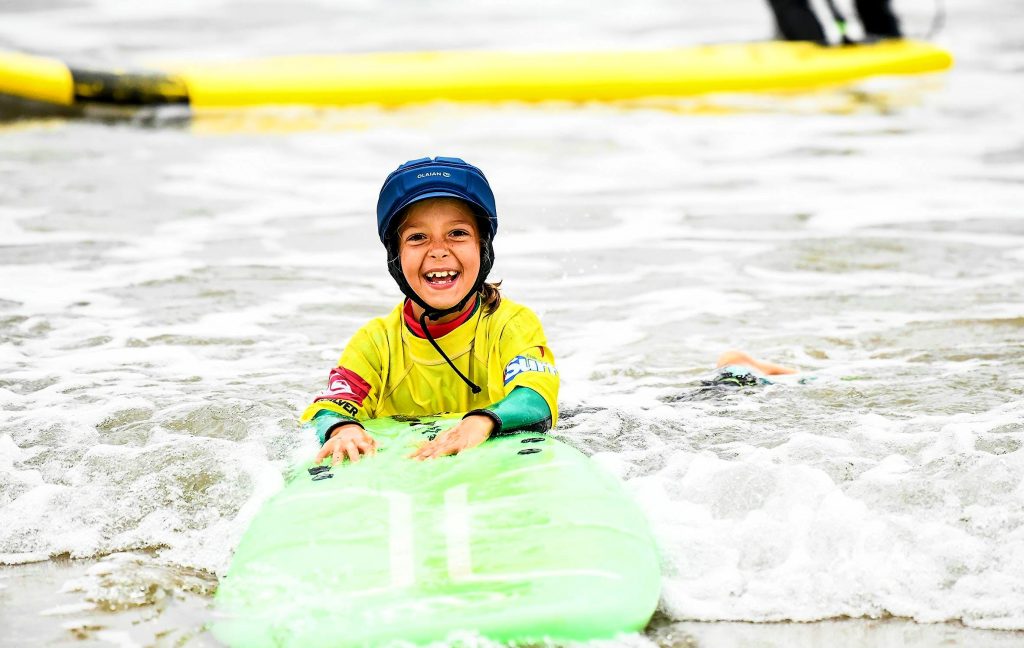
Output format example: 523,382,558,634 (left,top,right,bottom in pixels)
214,415,661,646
